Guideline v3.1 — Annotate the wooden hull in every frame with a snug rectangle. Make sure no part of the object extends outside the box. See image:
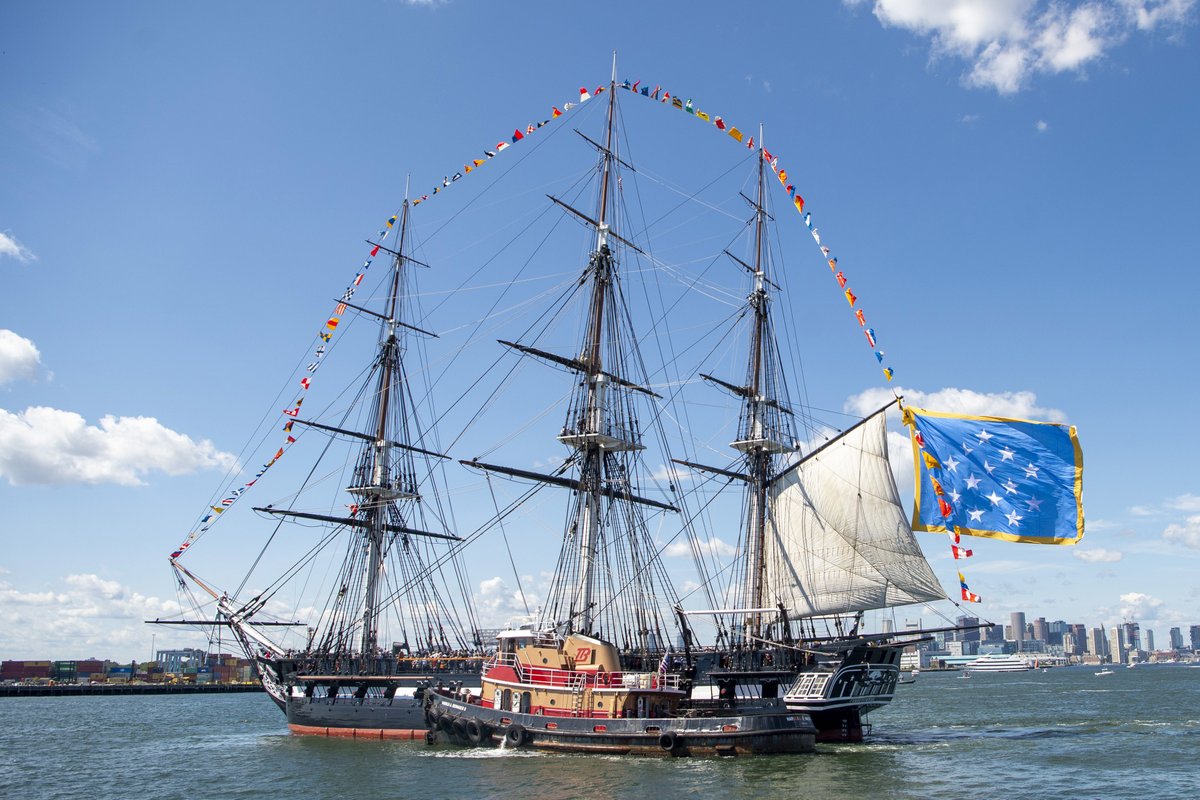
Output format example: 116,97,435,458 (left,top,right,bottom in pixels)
278,670,479,737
